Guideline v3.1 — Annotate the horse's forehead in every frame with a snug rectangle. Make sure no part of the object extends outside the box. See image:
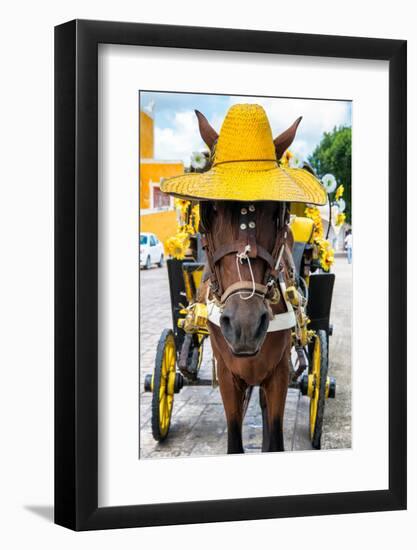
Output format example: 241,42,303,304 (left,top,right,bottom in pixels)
218,201,278,216
211,201,279,248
